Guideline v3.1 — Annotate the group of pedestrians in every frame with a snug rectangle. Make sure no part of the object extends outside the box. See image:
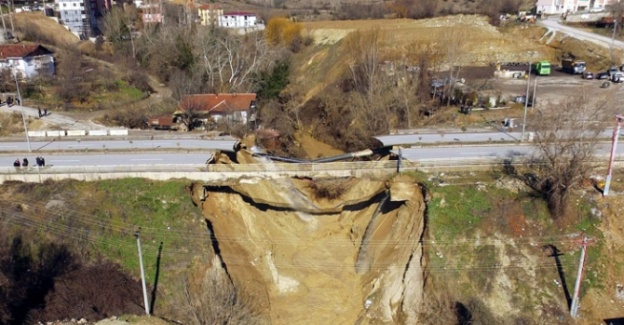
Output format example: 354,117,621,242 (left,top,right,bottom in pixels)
13,156,45,167
37,108,48,118
2,96,20,107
